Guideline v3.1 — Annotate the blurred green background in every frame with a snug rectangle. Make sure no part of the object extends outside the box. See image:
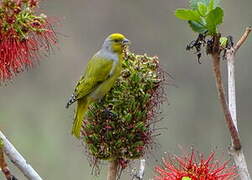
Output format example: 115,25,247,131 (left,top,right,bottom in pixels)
1,0,252,179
